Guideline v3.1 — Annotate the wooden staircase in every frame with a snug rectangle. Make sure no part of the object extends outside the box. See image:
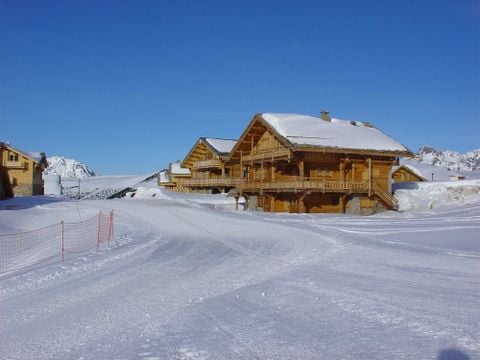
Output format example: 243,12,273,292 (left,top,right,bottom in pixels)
372,182,398,210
